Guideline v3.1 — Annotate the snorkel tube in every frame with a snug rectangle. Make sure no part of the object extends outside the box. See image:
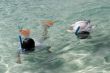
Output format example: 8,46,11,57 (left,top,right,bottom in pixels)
19,35,23,48
75,26,80,35
17,24,23,48
16,24,23,64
